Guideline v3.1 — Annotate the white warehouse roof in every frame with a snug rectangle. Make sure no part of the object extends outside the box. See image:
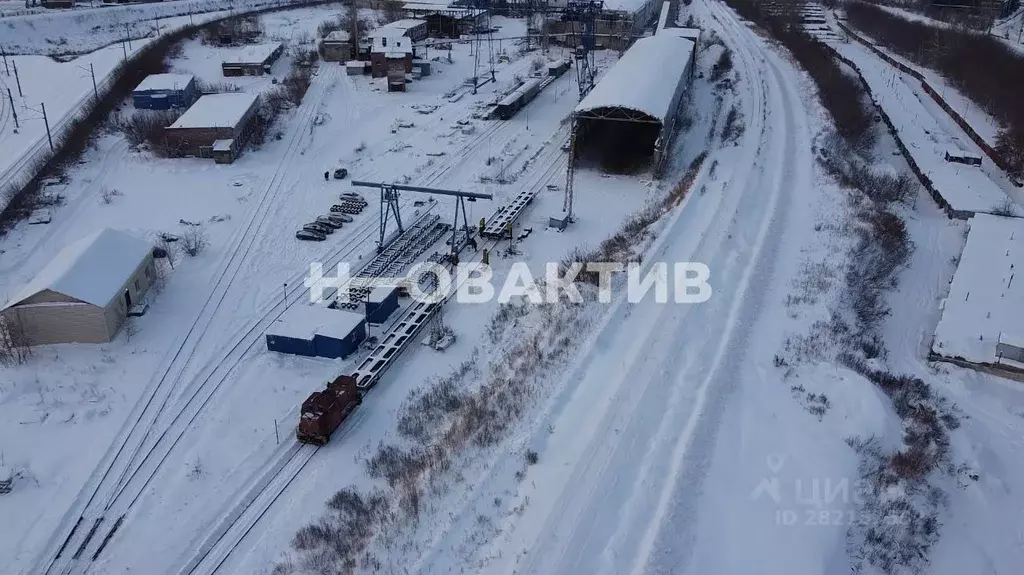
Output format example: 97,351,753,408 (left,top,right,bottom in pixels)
3,228,152,310
575,33,695,125
169,92,258,130
134,73,194,92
